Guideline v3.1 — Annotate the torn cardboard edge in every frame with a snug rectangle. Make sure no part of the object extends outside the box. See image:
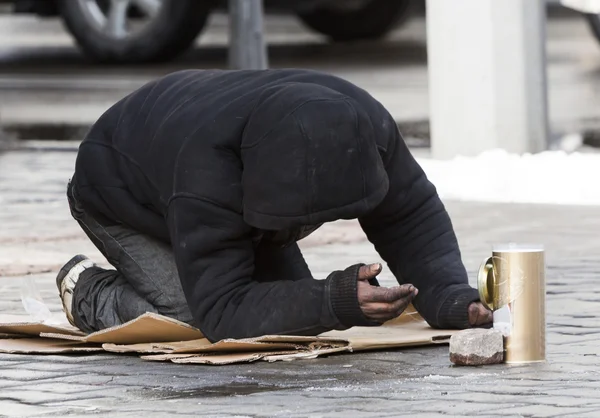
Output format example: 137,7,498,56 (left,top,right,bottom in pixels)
39,312,204,344
141,346,352,365
104,319,452,365
0,333,27,339
102,335,348,355
0,306,458,365
0,338,103,354
0,314,84,337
